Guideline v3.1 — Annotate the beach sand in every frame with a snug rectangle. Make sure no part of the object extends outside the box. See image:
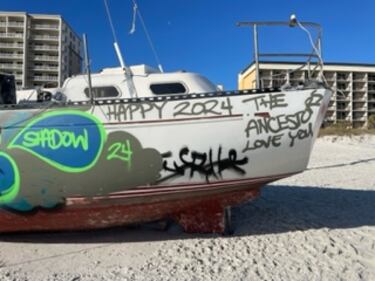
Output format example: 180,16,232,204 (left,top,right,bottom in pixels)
0,135,374,281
